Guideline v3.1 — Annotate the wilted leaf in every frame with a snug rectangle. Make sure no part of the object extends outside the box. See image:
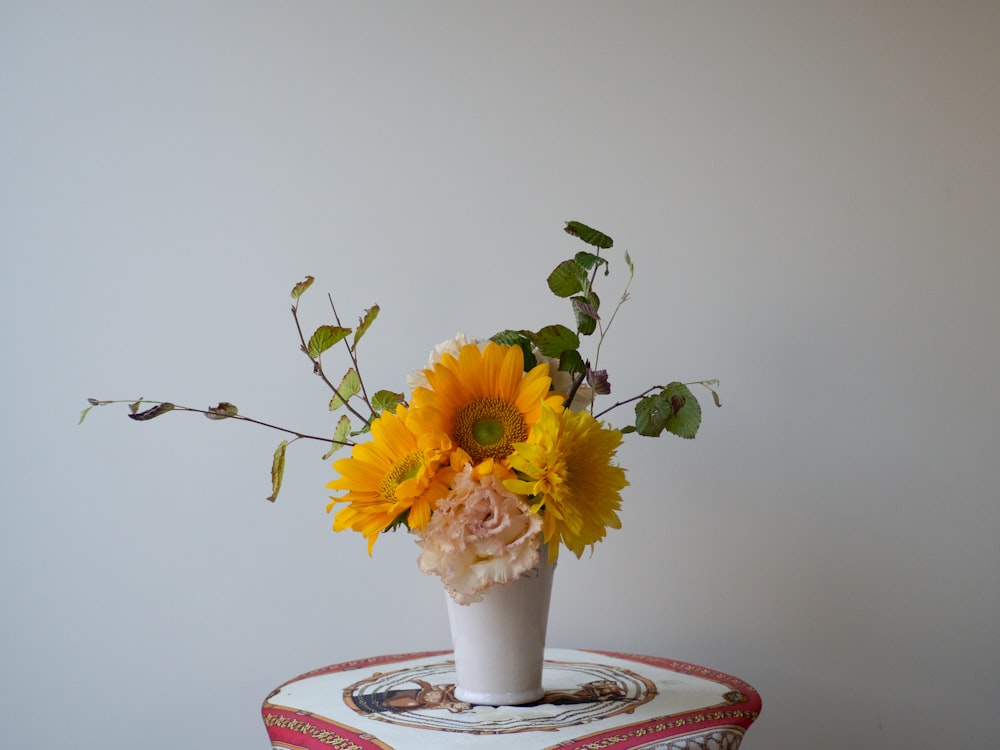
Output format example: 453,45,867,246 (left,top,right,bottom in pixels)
81,397,113,422
267,440,288,502
329,369,361,411
564,220,613,249
128,403,175,421
307,325,352,358
546,260,587,298
291,276,314,299
588,368,611,395
205,402,239,420
353,305,380,347
371,389,404,415
534,324,580,358
322,415,353,460
334,415,352,443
